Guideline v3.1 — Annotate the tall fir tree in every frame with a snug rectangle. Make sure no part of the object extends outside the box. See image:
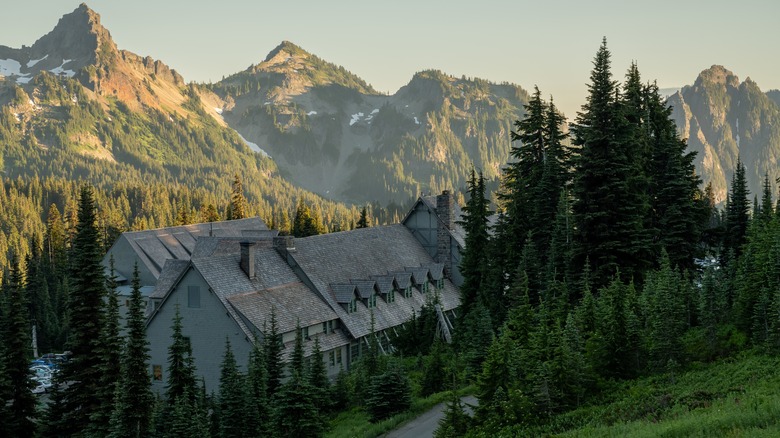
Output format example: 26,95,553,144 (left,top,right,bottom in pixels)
217,339,249,438
723,156,750,264
264,309,284,398
88,256,123,437
457,168,491,316
165,305,197,408
49,185,107,436
572,38,647,286
2,254,37,438
273,328,323,437
356,205,370,228
230,173,248,220
110,264,154,437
